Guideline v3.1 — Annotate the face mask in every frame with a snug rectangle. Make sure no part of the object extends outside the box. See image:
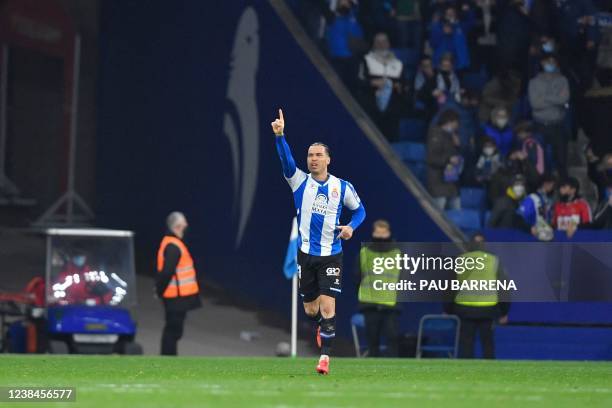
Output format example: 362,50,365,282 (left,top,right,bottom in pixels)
542,42,554,53
512,185,526,197
483,147,495,156
443,125,456,134
372,236,392,242
560,194,572,202
543,63,557,73
495,118,508,128
73,255,86,268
